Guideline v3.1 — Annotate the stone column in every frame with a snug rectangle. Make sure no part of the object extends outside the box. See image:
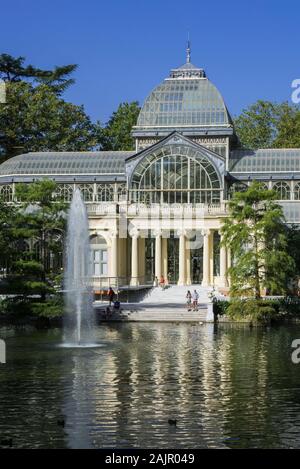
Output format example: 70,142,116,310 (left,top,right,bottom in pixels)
219,231,228,287
178,231,186,285
139,237,145,285
110,232,118,287
130,230,139,286
162,237,168,281
202,229,210,287
155,231,162,280
227,248,231,286
185,238,191,285
209,230,214,286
